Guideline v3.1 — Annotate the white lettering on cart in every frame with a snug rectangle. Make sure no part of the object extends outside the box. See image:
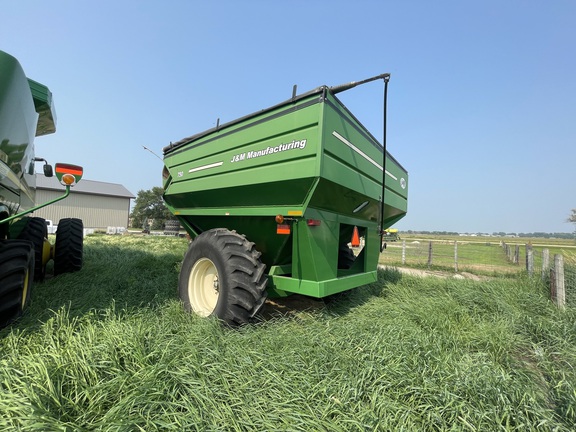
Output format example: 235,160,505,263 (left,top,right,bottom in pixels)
230,139,307,163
